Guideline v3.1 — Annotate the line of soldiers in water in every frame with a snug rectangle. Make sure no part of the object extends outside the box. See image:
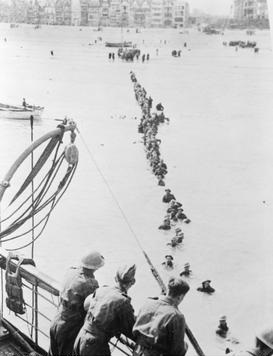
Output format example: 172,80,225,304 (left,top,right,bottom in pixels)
129,71,192,248
128,71,273,355
129,71,216,292
128,70,249,344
